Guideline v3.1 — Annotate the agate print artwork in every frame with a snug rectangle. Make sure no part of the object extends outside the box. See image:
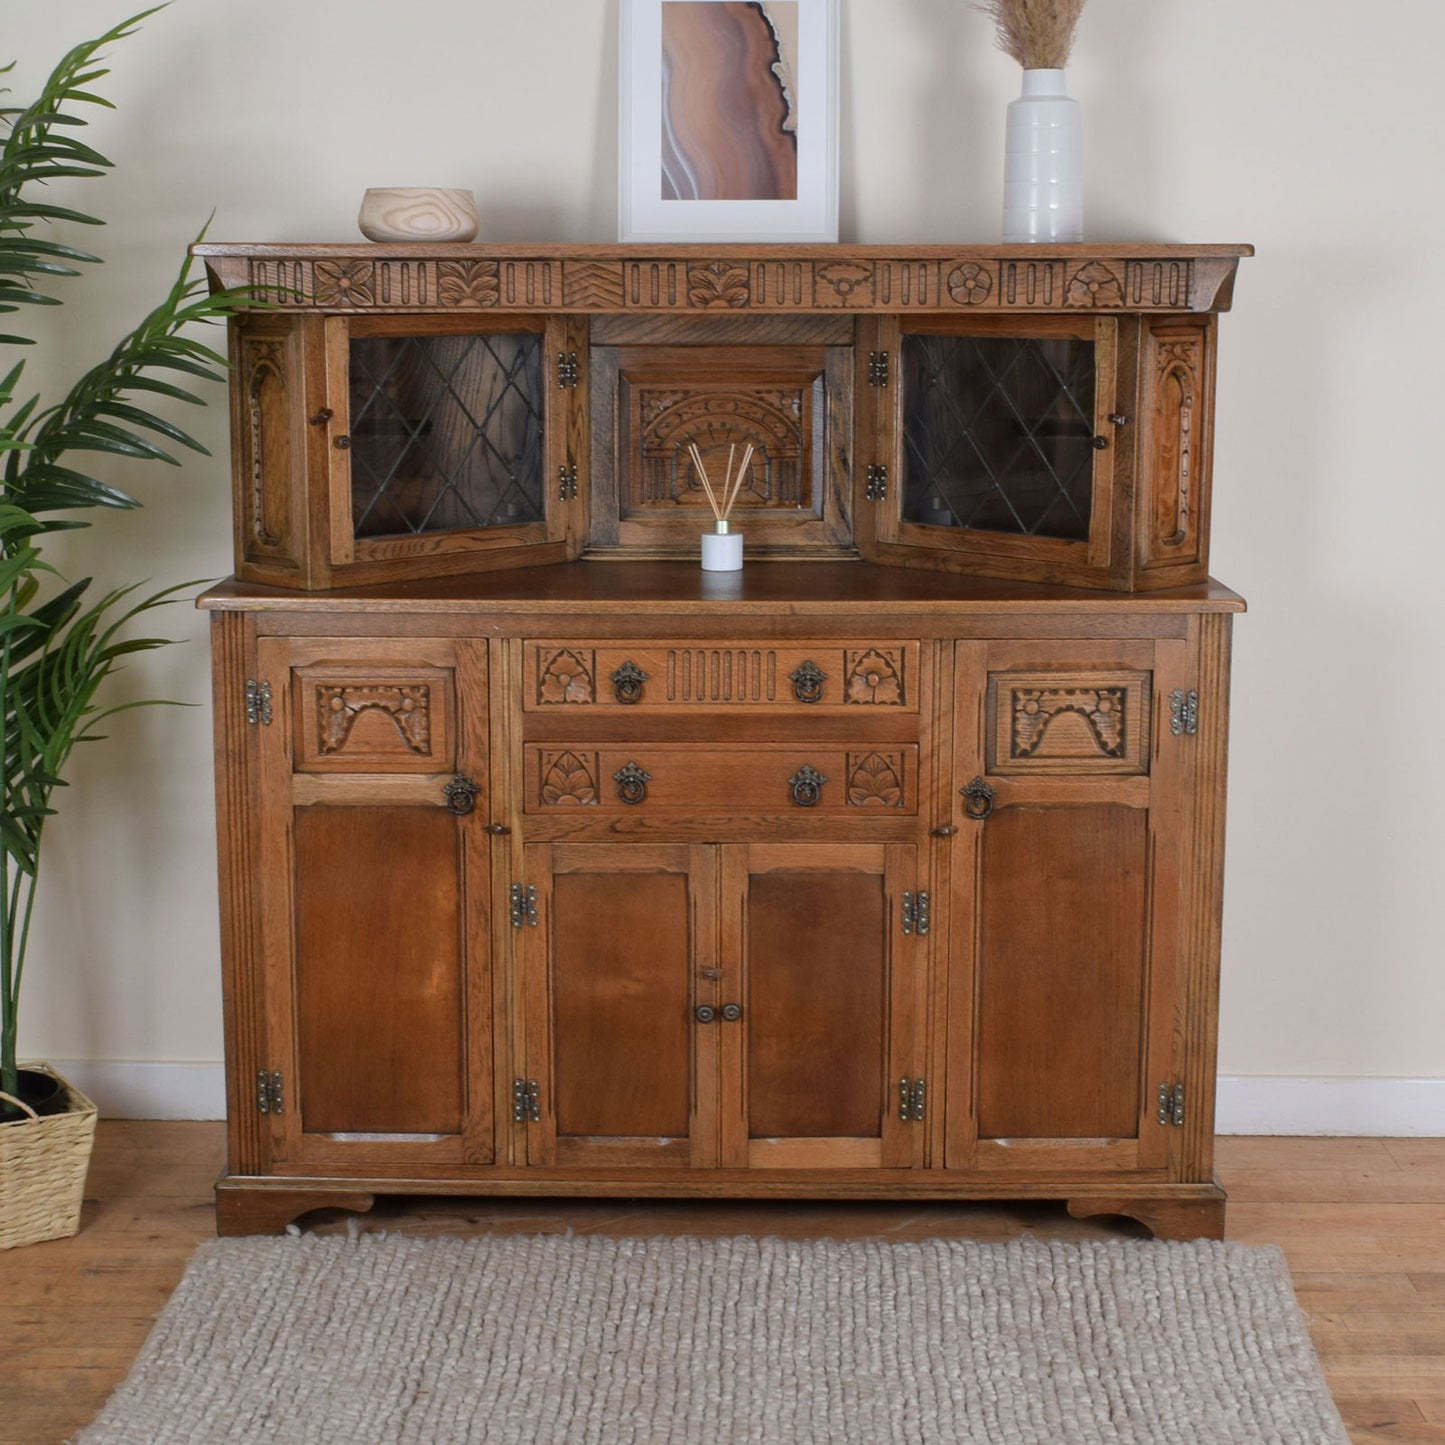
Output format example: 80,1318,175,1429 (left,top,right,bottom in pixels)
660,2,799,202
619,0,838,241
